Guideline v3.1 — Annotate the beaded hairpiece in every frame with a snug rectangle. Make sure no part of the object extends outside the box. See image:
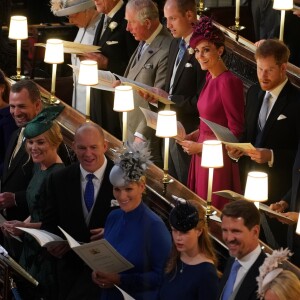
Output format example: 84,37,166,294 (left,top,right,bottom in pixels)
50,0,66,13
256,248,292,299
109,142,152,186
